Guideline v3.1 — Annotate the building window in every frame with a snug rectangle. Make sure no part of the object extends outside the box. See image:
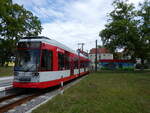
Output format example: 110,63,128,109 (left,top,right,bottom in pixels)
41,50,53,71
